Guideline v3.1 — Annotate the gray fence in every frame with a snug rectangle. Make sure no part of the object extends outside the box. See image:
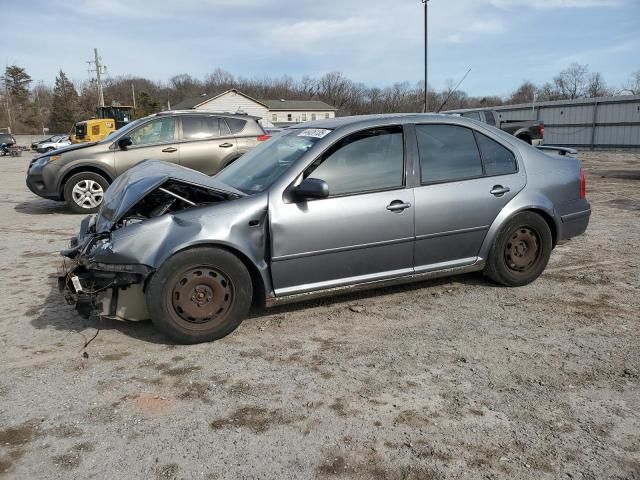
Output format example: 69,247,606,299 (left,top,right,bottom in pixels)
488,95,640,148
